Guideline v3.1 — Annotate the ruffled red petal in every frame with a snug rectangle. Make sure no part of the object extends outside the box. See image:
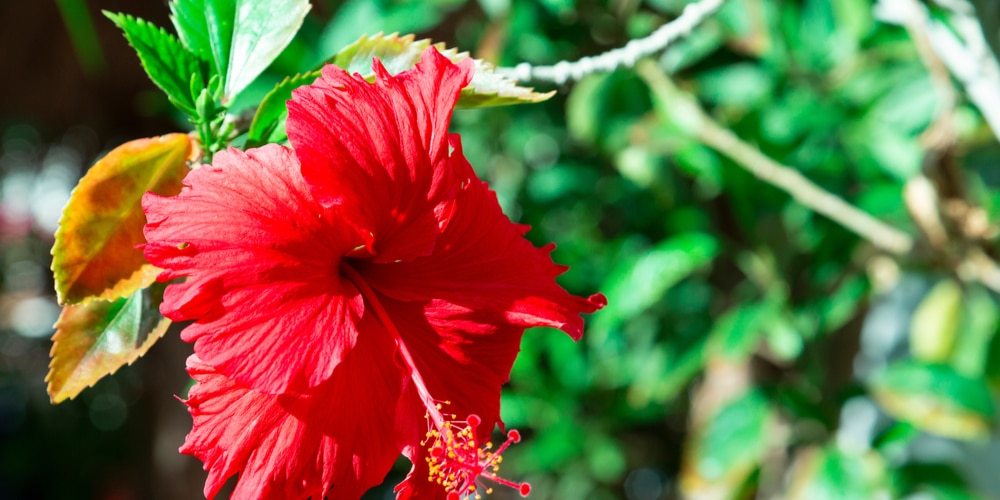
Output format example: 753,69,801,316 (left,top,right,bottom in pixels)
181,313,404,499
287,47,474,263
143,145,368,395
357,135,606,342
